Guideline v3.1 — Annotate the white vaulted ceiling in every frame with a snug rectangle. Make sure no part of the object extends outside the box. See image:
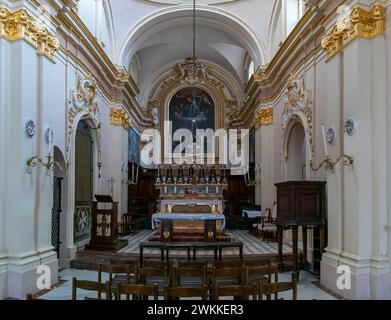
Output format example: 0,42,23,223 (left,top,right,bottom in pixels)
104,0,277,105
